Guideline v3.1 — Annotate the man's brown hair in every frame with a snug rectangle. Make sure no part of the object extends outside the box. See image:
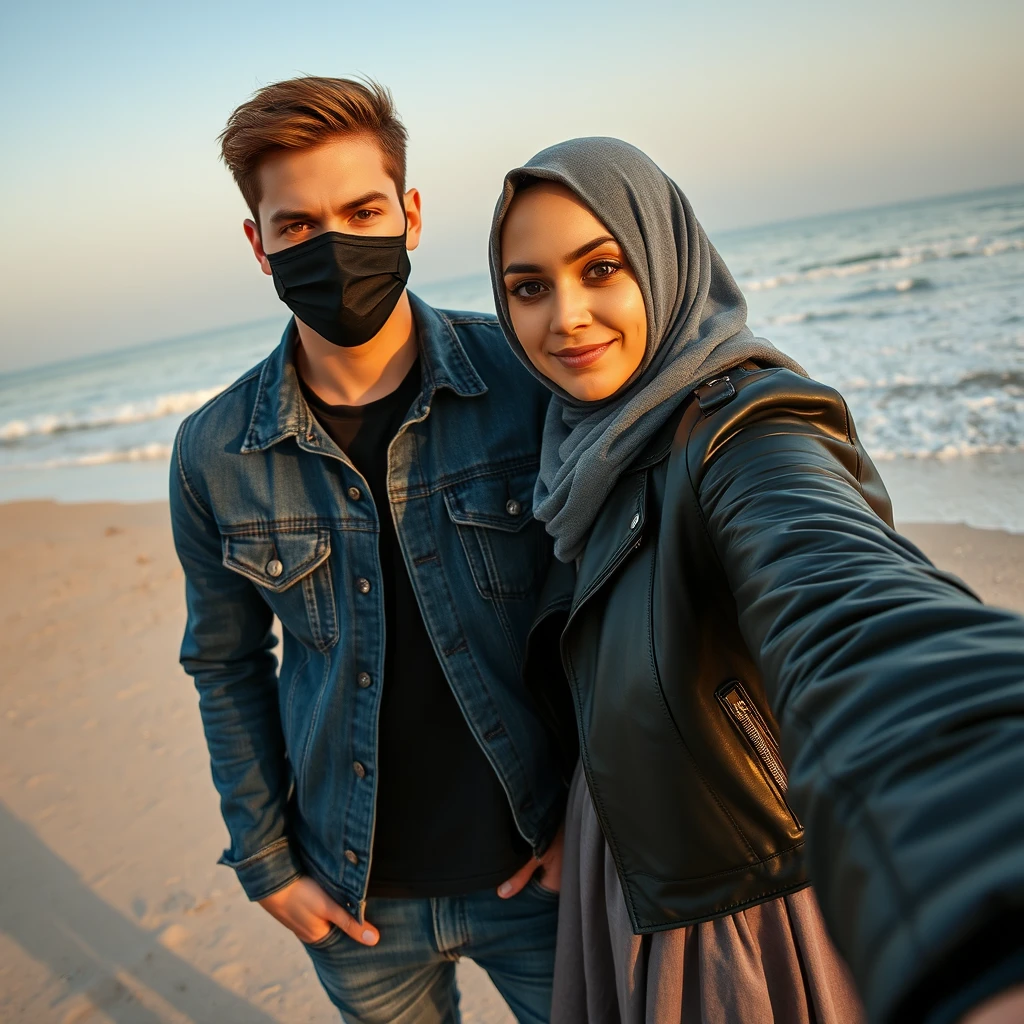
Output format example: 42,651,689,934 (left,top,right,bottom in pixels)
219,75,408,226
